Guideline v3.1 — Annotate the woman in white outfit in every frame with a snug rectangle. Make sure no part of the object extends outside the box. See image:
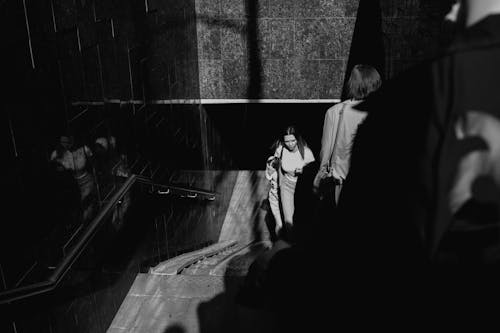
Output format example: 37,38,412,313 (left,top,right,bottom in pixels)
267,126,315,240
